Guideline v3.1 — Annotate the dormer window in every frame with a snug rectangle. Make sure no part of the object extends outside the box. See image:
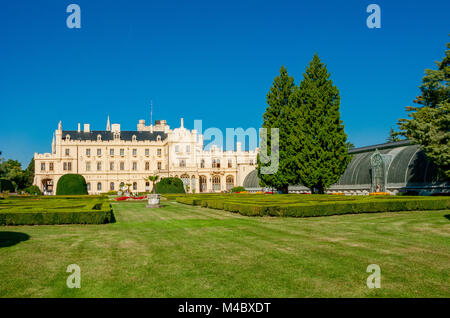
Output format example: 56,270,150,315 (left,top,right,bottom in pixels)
156,135,161,142
114,132,120,140
97,134,102,141
132,135,137,142
65,135,70,141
